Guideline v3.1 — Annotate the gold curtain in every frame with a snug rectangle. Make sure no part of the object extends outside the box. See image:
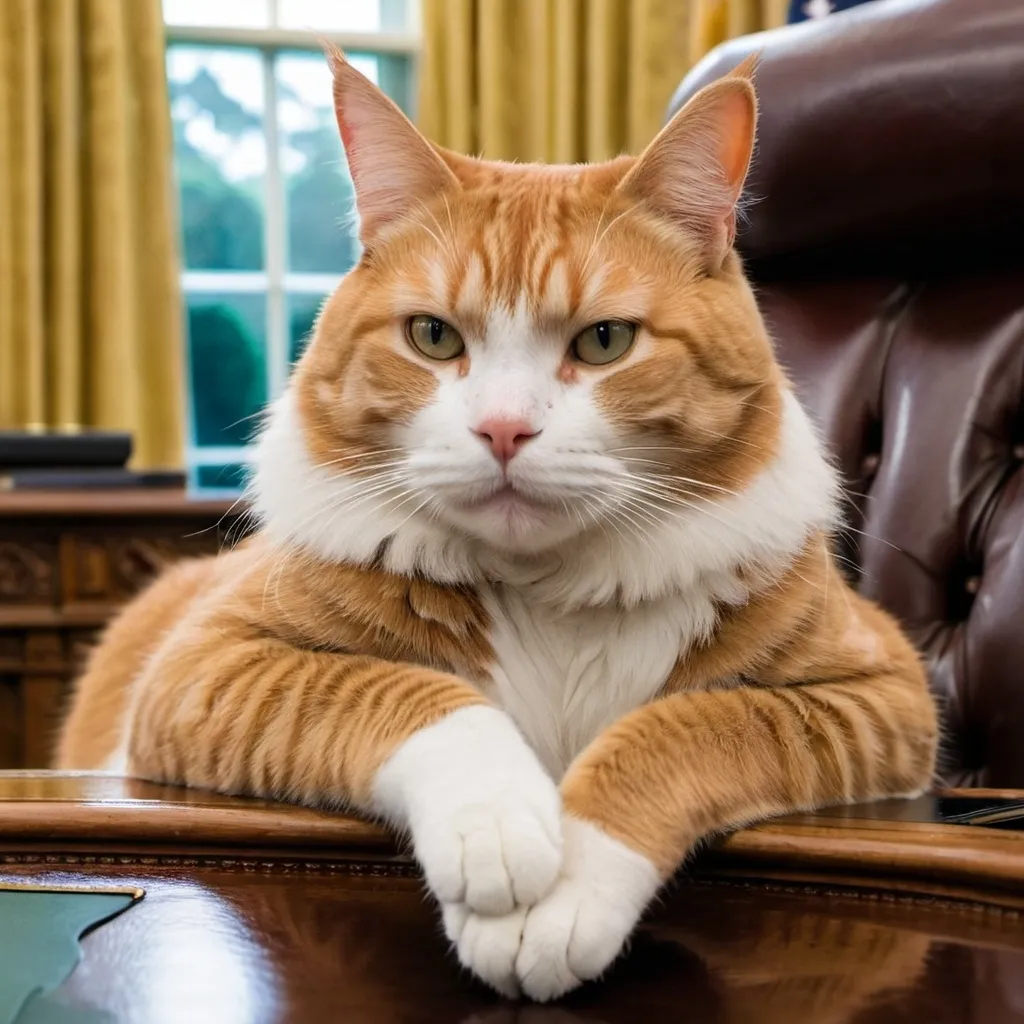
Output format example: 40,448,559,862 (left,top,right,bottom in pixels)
690,0,790,60
0,0,184,469
418,0,789,163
